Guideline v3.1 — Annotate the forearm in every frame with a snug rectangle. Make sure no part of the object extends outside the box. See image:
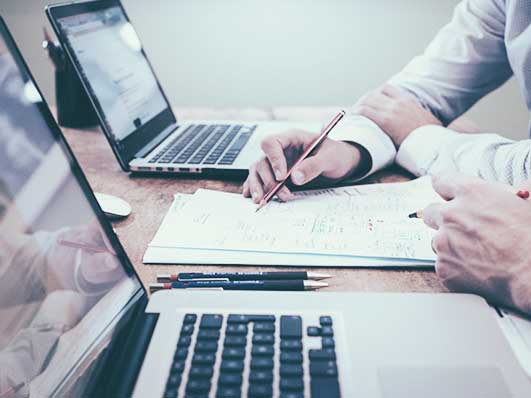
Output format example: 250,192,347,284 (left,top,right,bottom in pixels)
397,126,531,186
